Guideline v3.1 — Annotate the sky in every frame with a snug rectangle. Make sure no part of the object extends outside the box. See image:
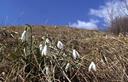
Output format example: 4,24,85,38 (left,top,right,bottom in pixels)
0,0,127,30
